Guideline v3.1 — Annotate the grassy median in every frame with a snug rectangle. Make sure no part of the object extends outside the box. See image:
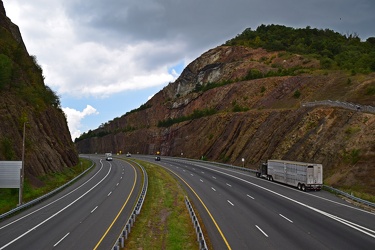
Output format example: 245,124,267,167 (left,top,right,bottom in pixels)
124,160,197,249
